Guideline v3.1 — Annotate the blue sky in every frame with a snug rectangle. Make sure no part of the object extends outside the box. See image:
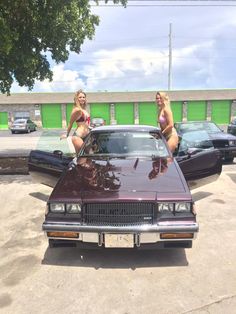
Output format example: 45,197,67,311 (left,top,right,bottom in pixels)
12,1,236,93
